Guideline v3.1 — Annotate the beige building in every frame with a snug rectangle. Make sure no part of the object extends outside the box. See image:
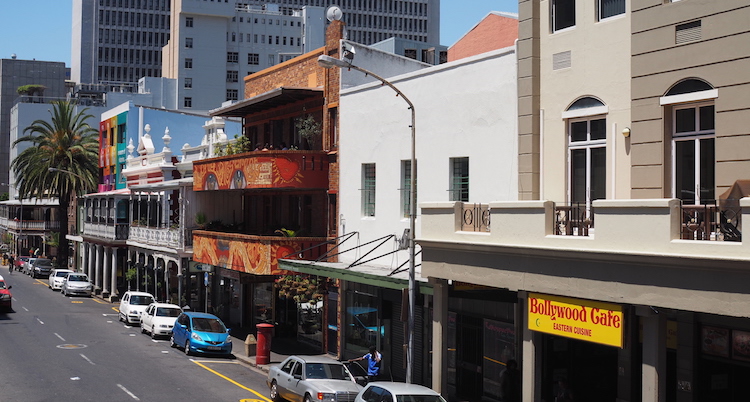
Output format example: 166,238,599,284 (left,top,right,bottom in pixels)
422,1,750,402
